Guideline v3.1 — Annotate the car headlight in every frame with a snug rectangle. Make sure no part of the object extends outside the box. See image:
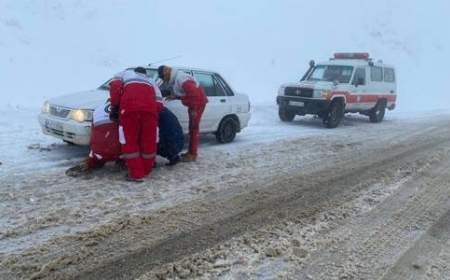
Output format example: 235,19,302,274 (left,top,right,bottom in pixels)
278,86,286,96
70,109,93,123
41,101,50,113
